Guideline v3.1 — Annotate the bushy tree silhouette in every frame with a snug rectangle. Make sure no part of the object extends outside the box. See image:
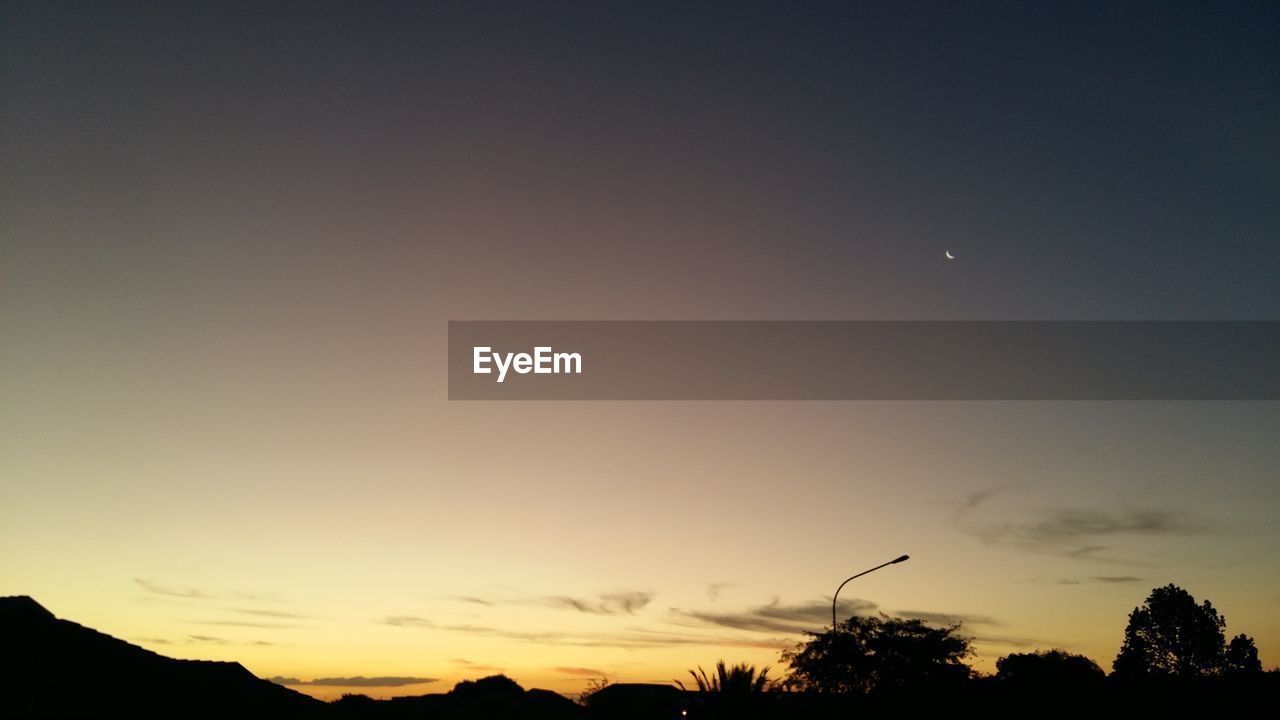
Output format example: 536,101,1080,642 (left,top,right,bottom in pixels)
1224,634,1263,675
995,649,1104,687
448,674,524,698
1113,584,1258,678
780,615,971,694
